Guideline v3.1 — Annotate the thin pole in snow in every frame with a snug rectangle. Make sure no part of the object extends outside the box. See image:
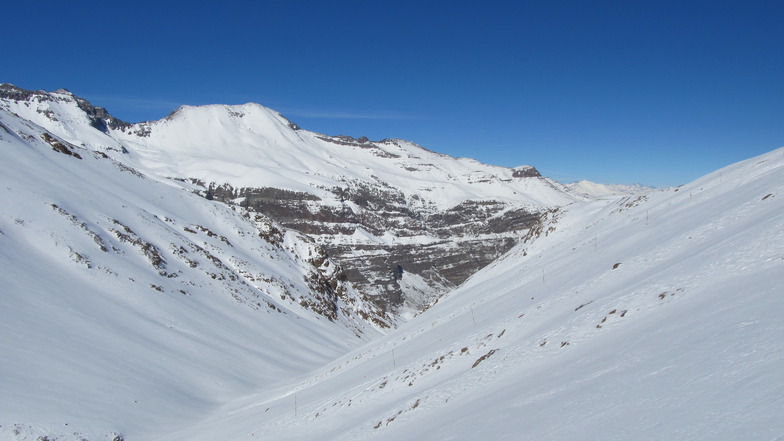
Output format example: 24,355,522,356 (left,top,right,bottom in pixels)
392,349,396,367
542,268,545,286
294,393,298,417
471,308,476,326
